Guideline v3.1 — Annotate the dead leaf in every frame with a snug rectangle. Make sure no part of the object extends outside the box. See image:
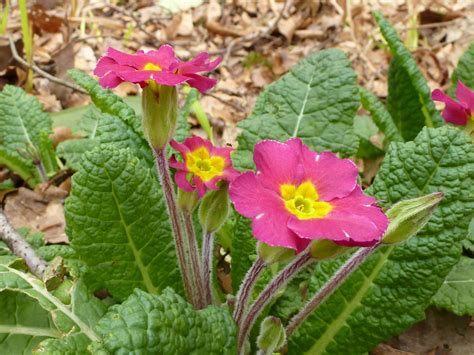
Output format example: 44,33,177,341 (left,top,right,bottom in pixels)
30,4,63,35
